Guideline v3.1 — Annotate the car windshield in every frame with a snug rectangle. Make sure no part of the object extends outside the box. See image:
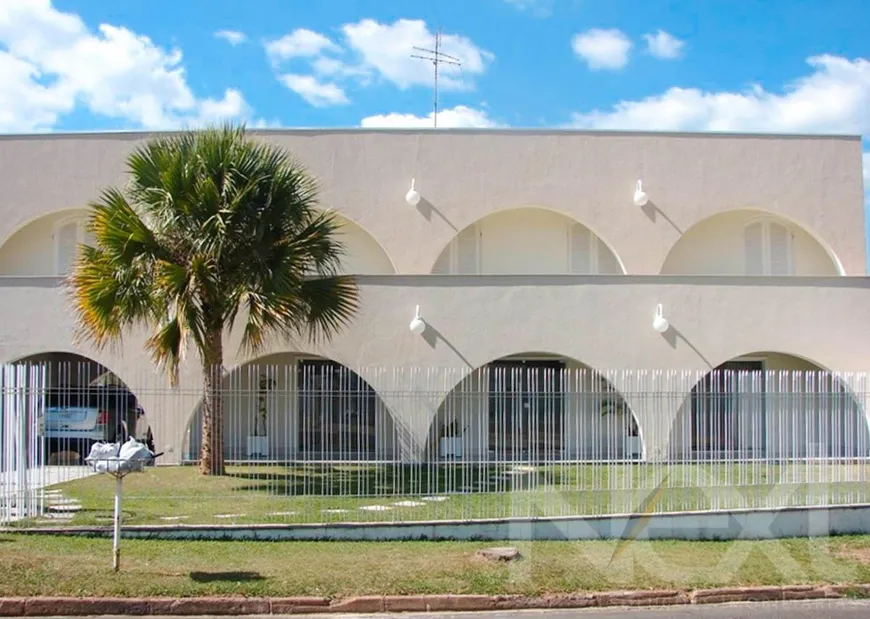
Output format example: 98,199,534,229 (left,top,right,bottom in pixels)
45,385,136,411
